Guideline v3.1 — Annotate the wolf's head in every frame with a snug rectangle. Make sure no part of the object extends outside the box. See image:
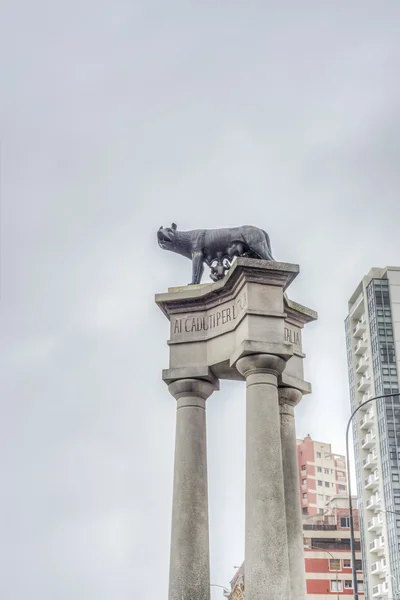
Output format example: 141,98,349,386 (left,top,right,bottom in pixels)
157,223,178,251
